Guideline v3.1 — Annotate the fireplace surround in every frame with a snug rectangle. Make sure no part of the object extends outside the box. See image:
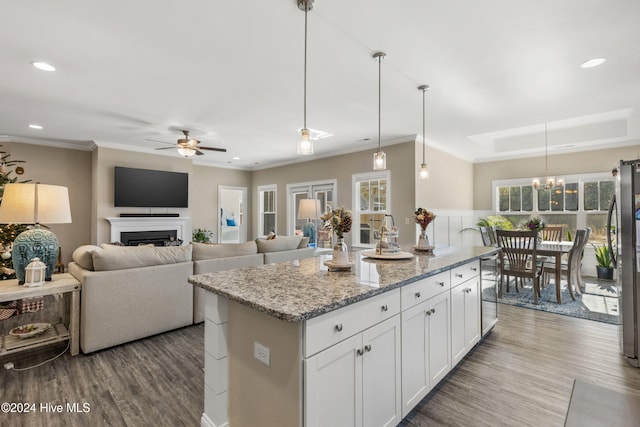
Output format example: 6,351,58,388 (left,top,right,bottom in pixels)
106,217,191,245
